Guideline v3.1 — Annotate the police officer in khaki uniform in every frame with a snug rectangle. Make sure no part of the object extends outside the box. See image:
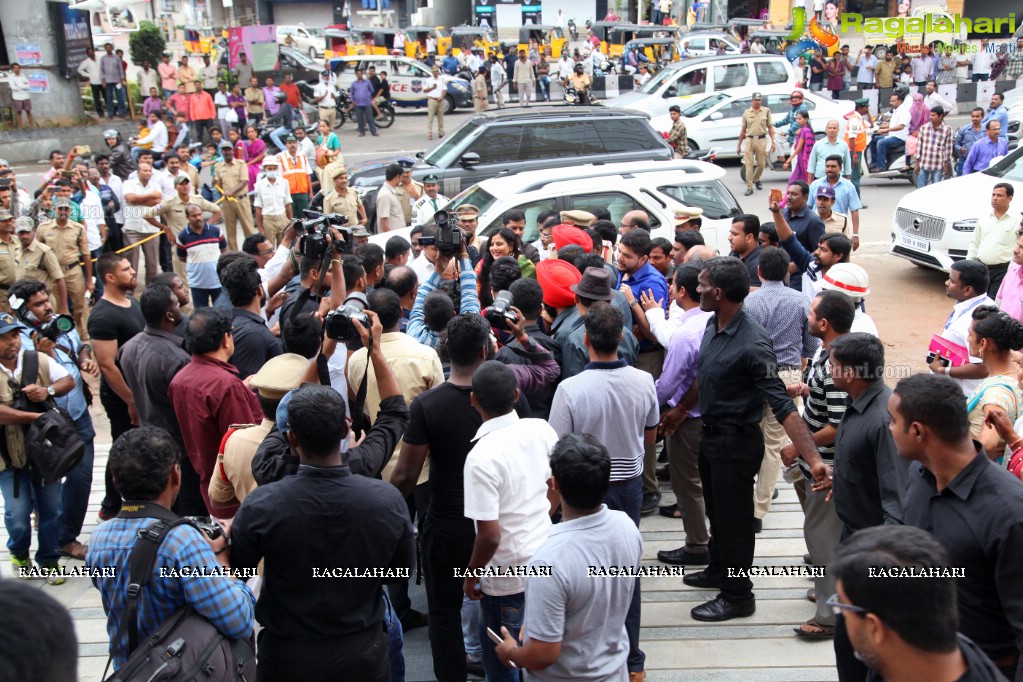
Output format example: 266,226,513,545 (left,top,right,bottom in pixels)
150,175,222,305
395,158,422,226
737,92,776,196
214,142,255,251
559,209,596,228
322,167,366,228
14,218,67,311
0,209,22,312
36,198,93,338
